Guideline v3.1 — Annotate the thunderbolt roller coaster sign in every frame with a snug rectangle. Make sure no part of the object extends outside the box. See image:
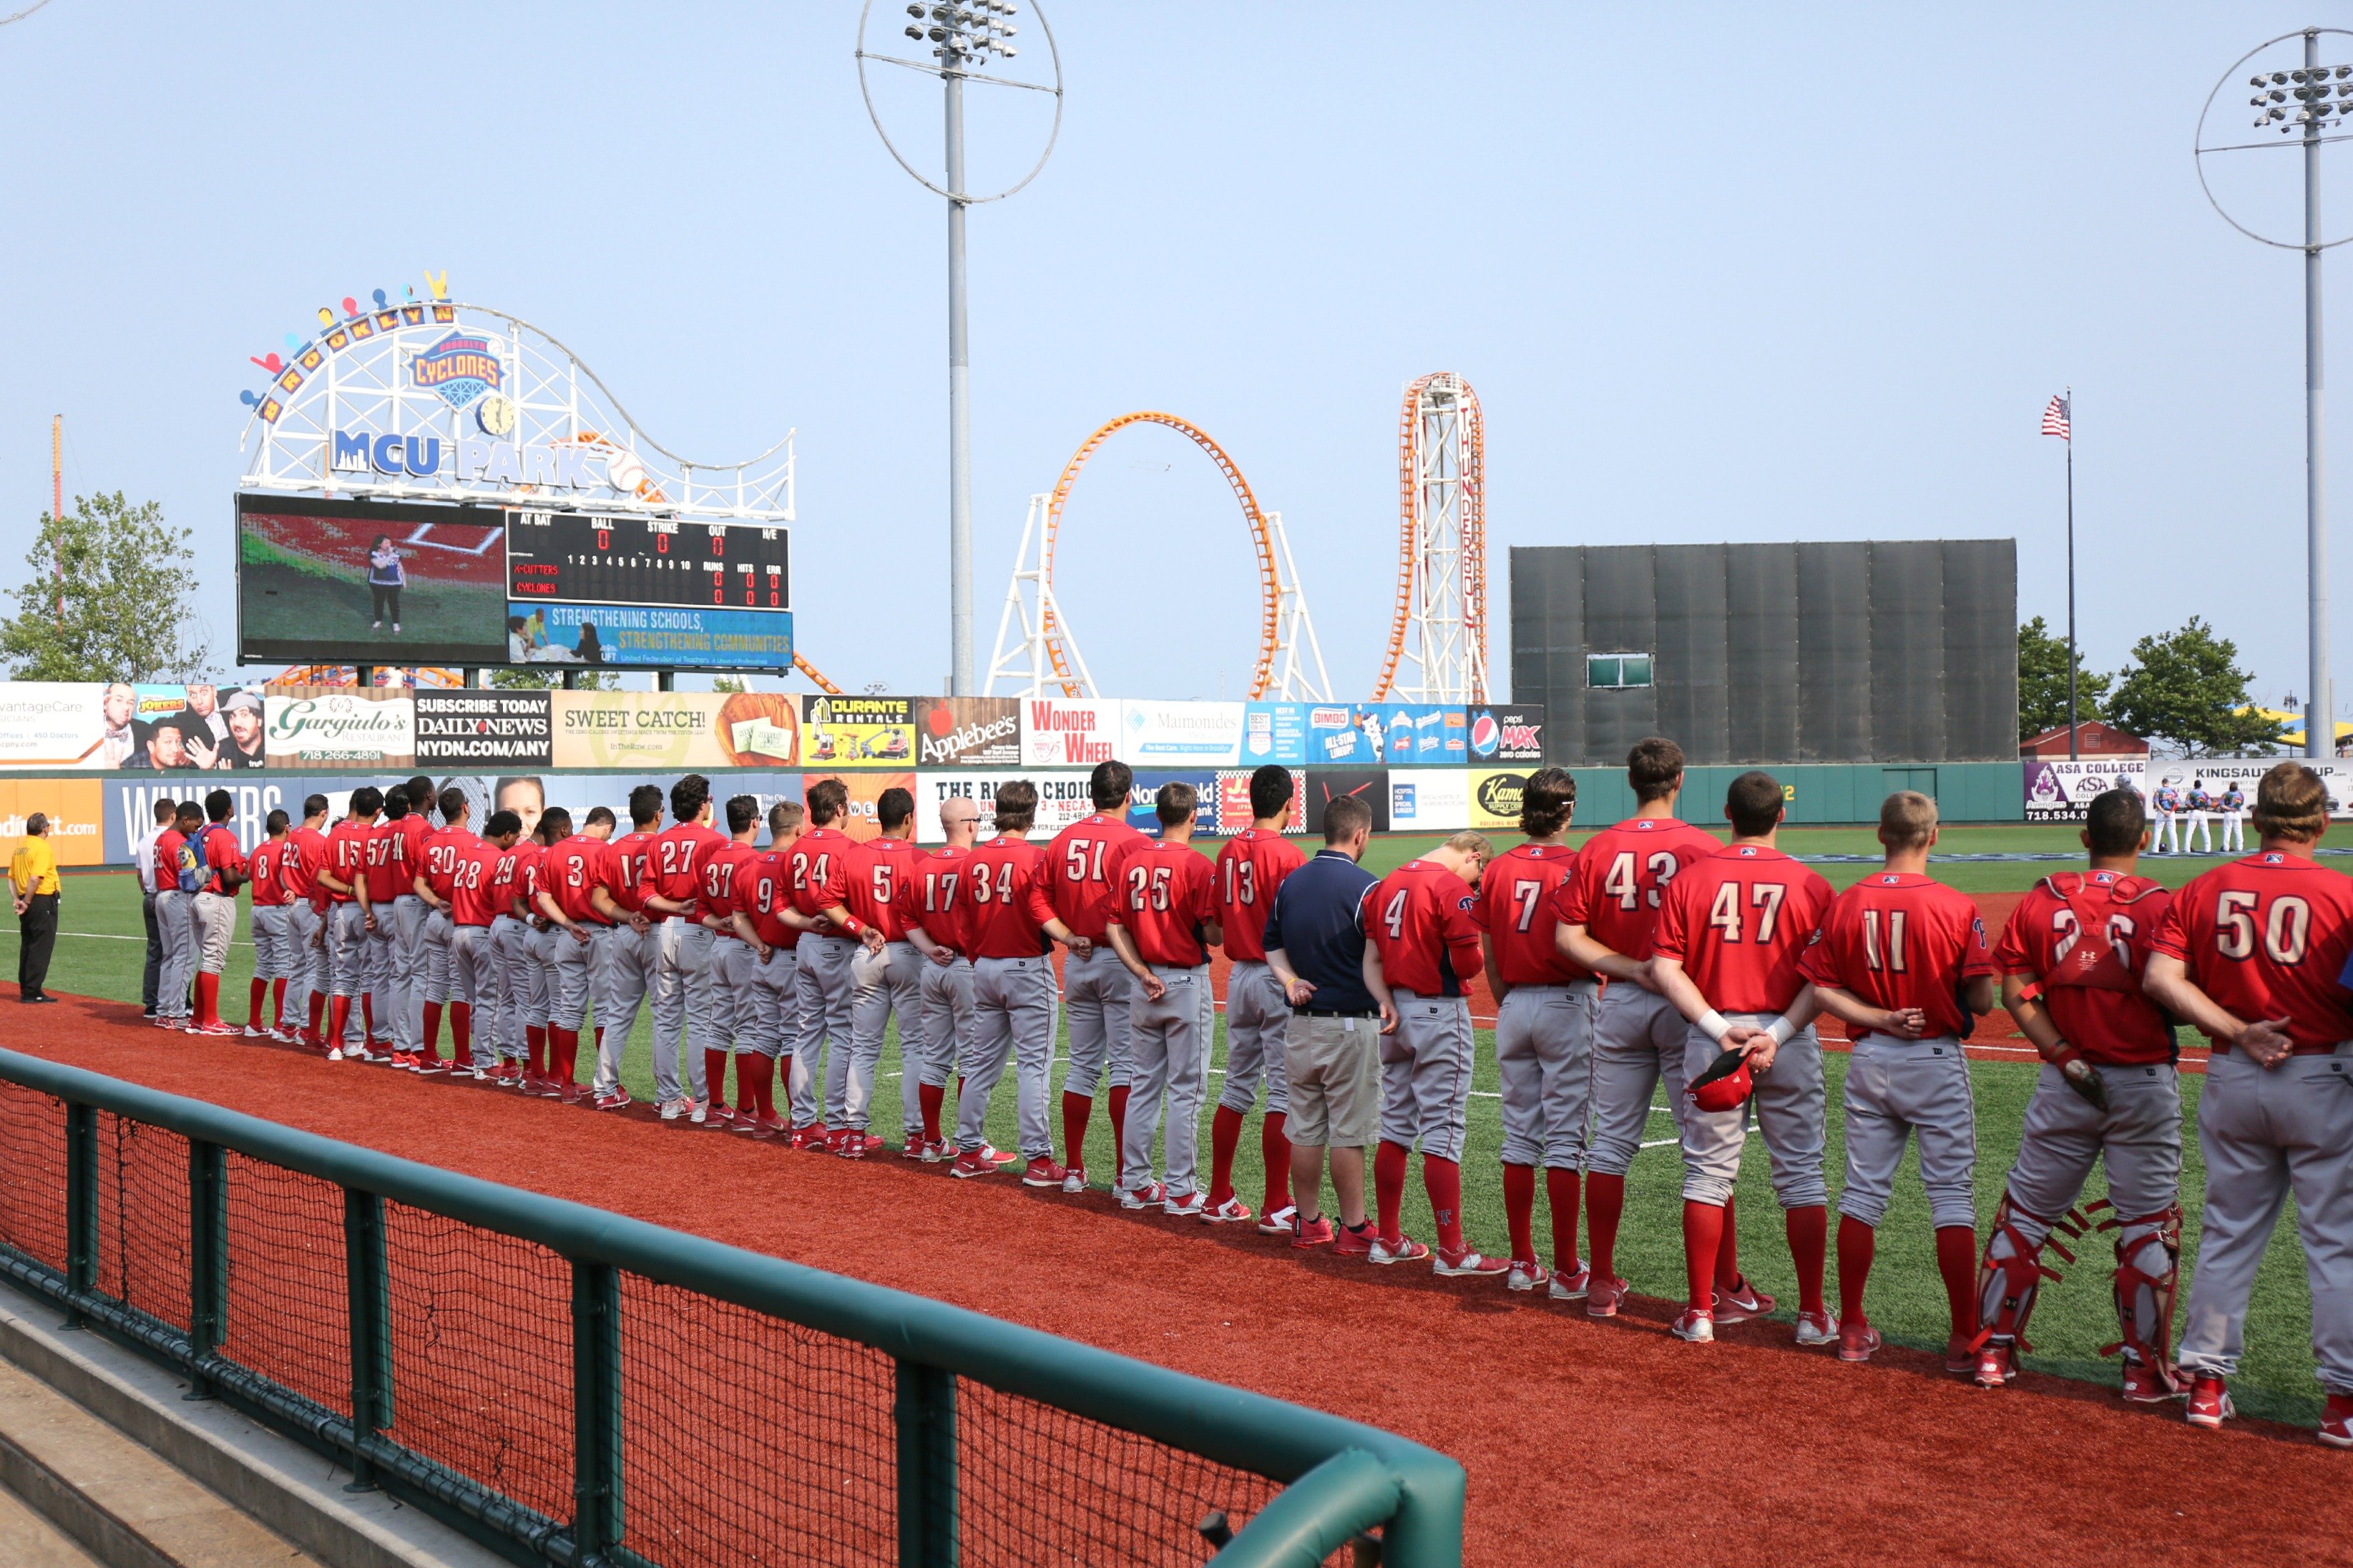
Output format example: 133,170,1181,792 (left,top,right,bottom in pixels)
233,278,801,673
